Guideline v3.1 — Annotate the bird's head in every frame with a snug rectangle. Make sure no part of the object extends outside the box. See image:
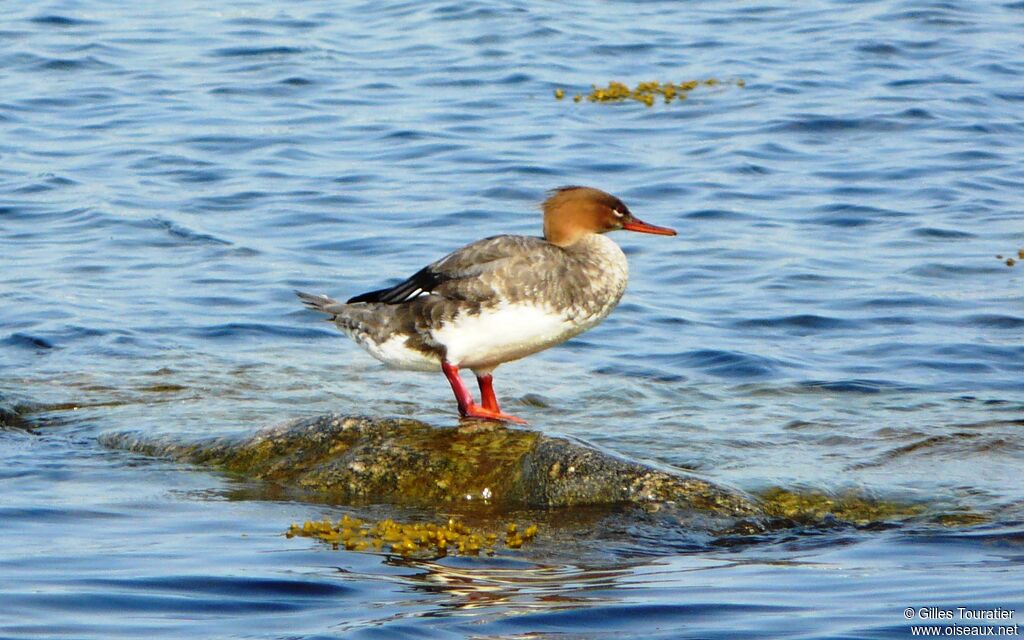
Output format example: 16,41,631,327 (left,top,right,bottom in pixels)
542,186,676,247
